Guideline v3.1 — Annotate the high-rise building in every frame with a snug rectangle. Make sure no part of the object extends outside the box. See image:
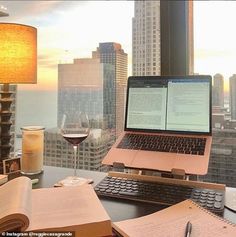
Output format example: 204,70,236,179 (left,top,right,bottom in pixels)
57,58,115,128
212,74,224,108
229,74,236,120
92,42,128,136
132,0,160,76
54,44,127,171
44,128,113,172
55,56,119,171
203,129,236,188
